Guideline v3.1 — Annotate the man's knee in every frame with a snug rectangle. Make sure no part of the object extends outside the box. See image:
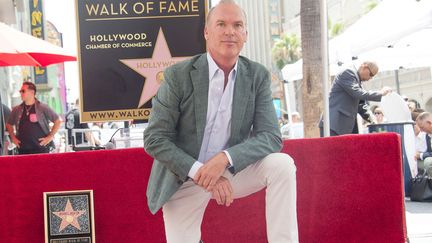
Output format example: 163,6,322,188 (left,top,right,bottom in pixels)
263,153,296,175
424,157,432,166
419,157,432,169
424,158,432,175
